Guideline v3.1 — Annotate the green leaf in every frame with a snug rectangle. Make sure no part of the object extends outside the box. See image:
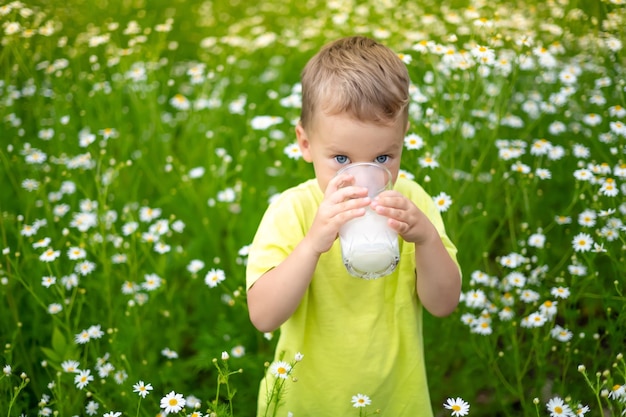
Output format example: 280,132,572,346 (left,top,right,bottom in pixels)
40,347,61,364
51,326,67,354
